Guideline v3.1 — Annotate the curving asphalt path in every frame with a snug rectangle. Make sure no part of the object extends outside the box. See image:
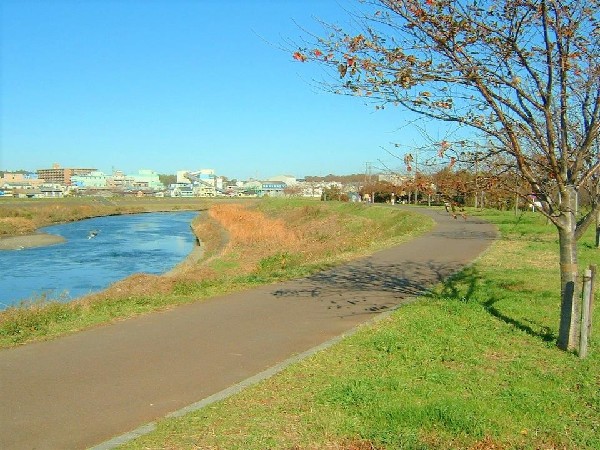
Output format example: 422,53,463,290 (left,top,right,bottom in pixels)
0,207,497,450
